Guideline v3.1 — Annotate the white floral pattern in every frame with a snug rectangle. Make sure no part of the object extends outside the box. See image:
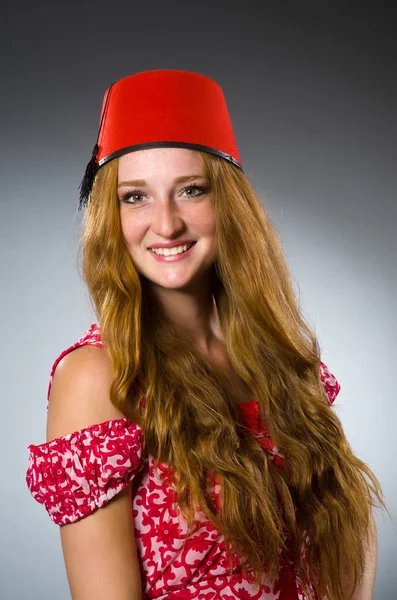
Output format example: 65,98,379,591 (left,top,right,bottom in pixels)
26,324,340,600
